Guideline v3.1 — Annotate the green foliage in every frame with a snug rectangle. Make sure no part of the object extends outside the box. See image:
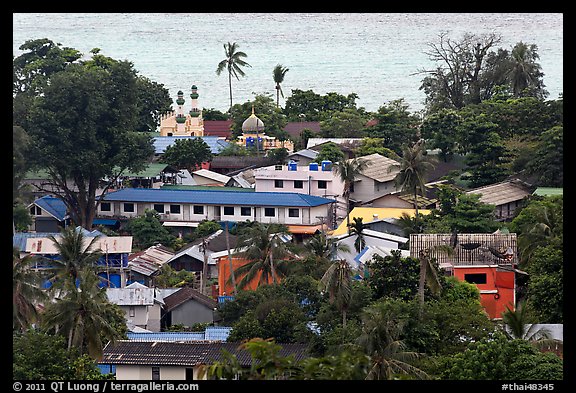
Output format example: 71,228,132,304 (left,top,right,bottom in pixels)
364,99,421,154
354,137,400,159
312,142,345,164
13,203,33,232
160,137,212,173
154,264,198,288
526,125,563,187
436,332,562,380
524,245,563,323
283,89,359,122
365,250,420,301
420,109,461,161
125,209,175,250
228,93,287,138
319,107,368,138
201,107,229,120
